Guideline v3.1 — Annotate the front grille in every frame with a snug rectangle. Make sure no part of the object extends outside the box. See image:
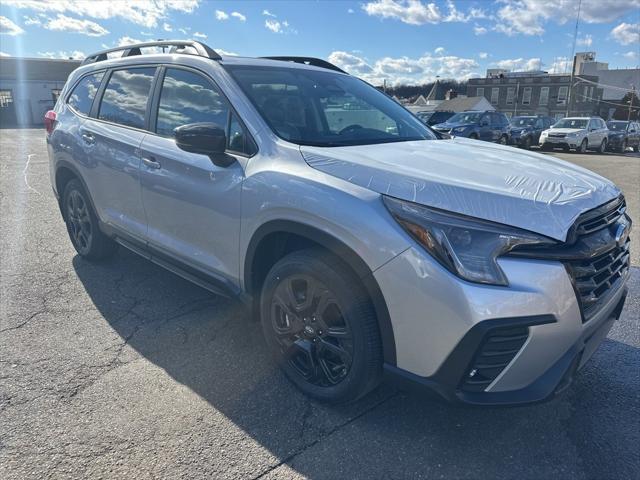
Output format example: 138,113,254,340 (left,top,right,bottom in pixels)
460,326,529,392
567,238,630,319
548,133,566,138
574,197,627,237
